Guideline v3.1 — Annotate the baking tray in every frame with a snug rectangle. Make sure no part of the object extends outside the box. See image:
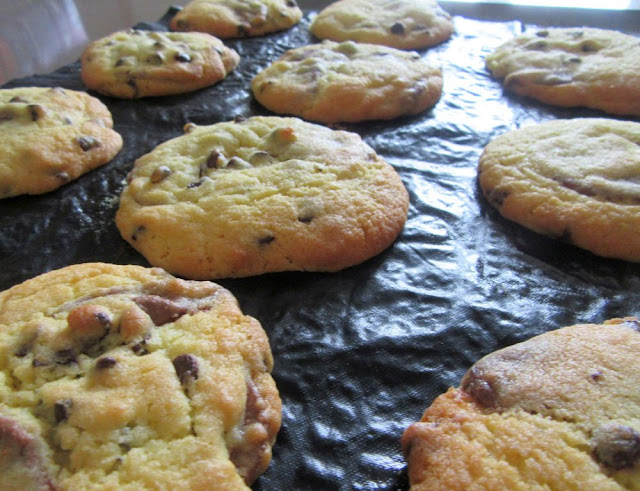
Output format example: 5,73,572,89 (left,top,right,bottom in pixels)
1,2,639,490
